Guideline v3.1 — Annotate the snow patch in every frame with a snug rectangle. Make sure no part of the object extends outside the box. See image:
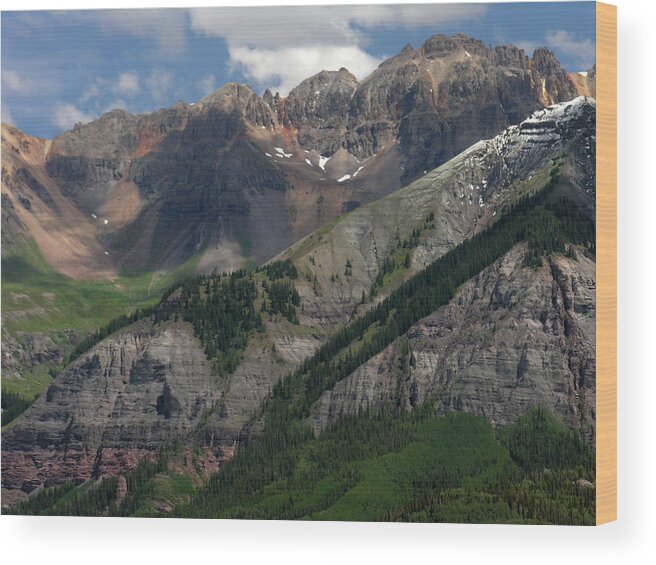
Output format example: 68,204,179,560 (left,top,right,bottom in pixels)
91,213,97,219
464,50,472,58
578,71,588,77
352,166,365,178
318,155,330,171
305,159,313,167
104,251,110,256
274,147,292,158
337,174,351,183
265,152,273,157
103,219,108,225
